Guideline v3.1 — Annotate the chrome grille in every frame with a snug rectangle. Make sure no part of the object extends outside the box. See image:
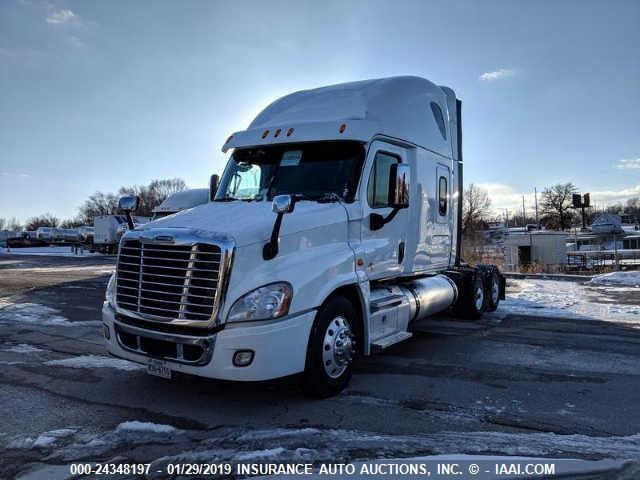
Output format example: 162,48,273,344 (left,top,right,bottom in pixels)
115,240,221,321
